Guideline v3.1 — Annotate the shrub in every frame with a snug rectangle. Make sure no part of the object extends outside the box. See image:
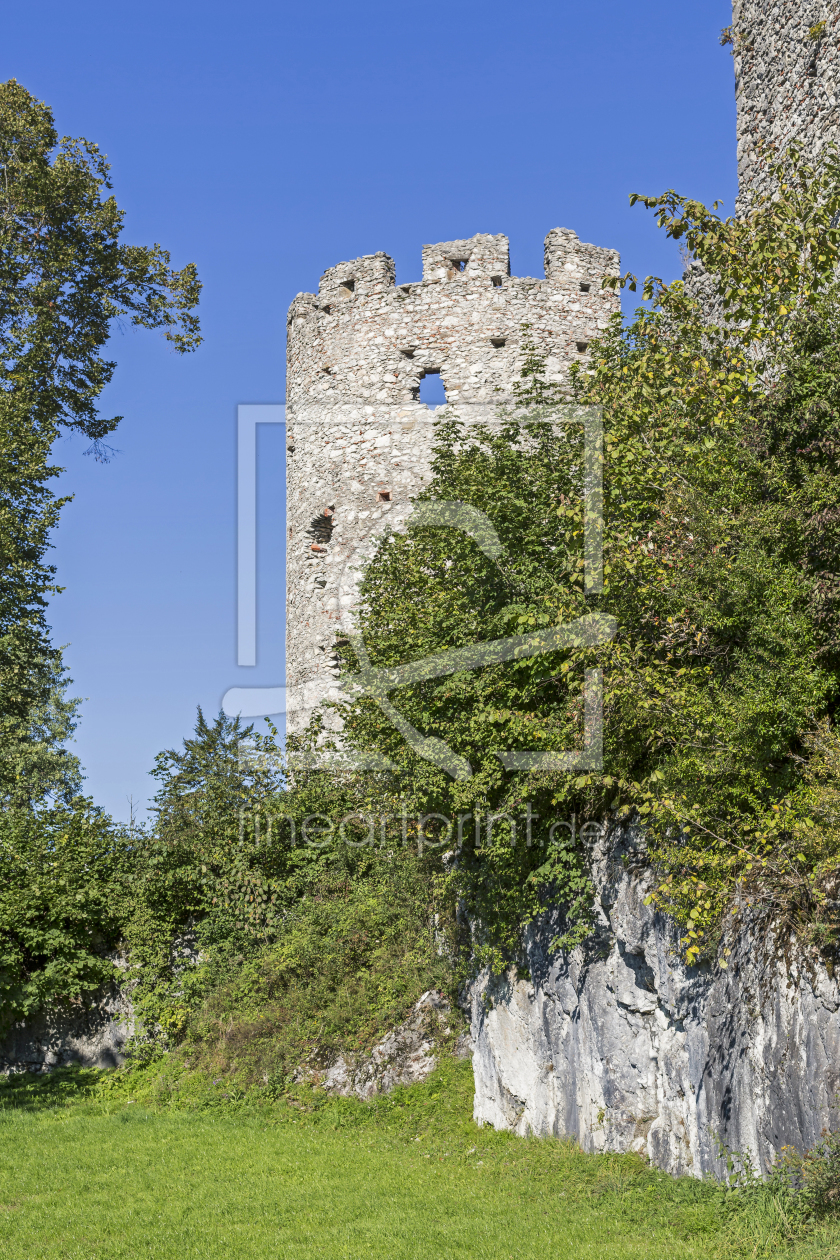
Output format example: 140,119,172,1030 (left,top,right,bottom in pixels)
0,801,132,1029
